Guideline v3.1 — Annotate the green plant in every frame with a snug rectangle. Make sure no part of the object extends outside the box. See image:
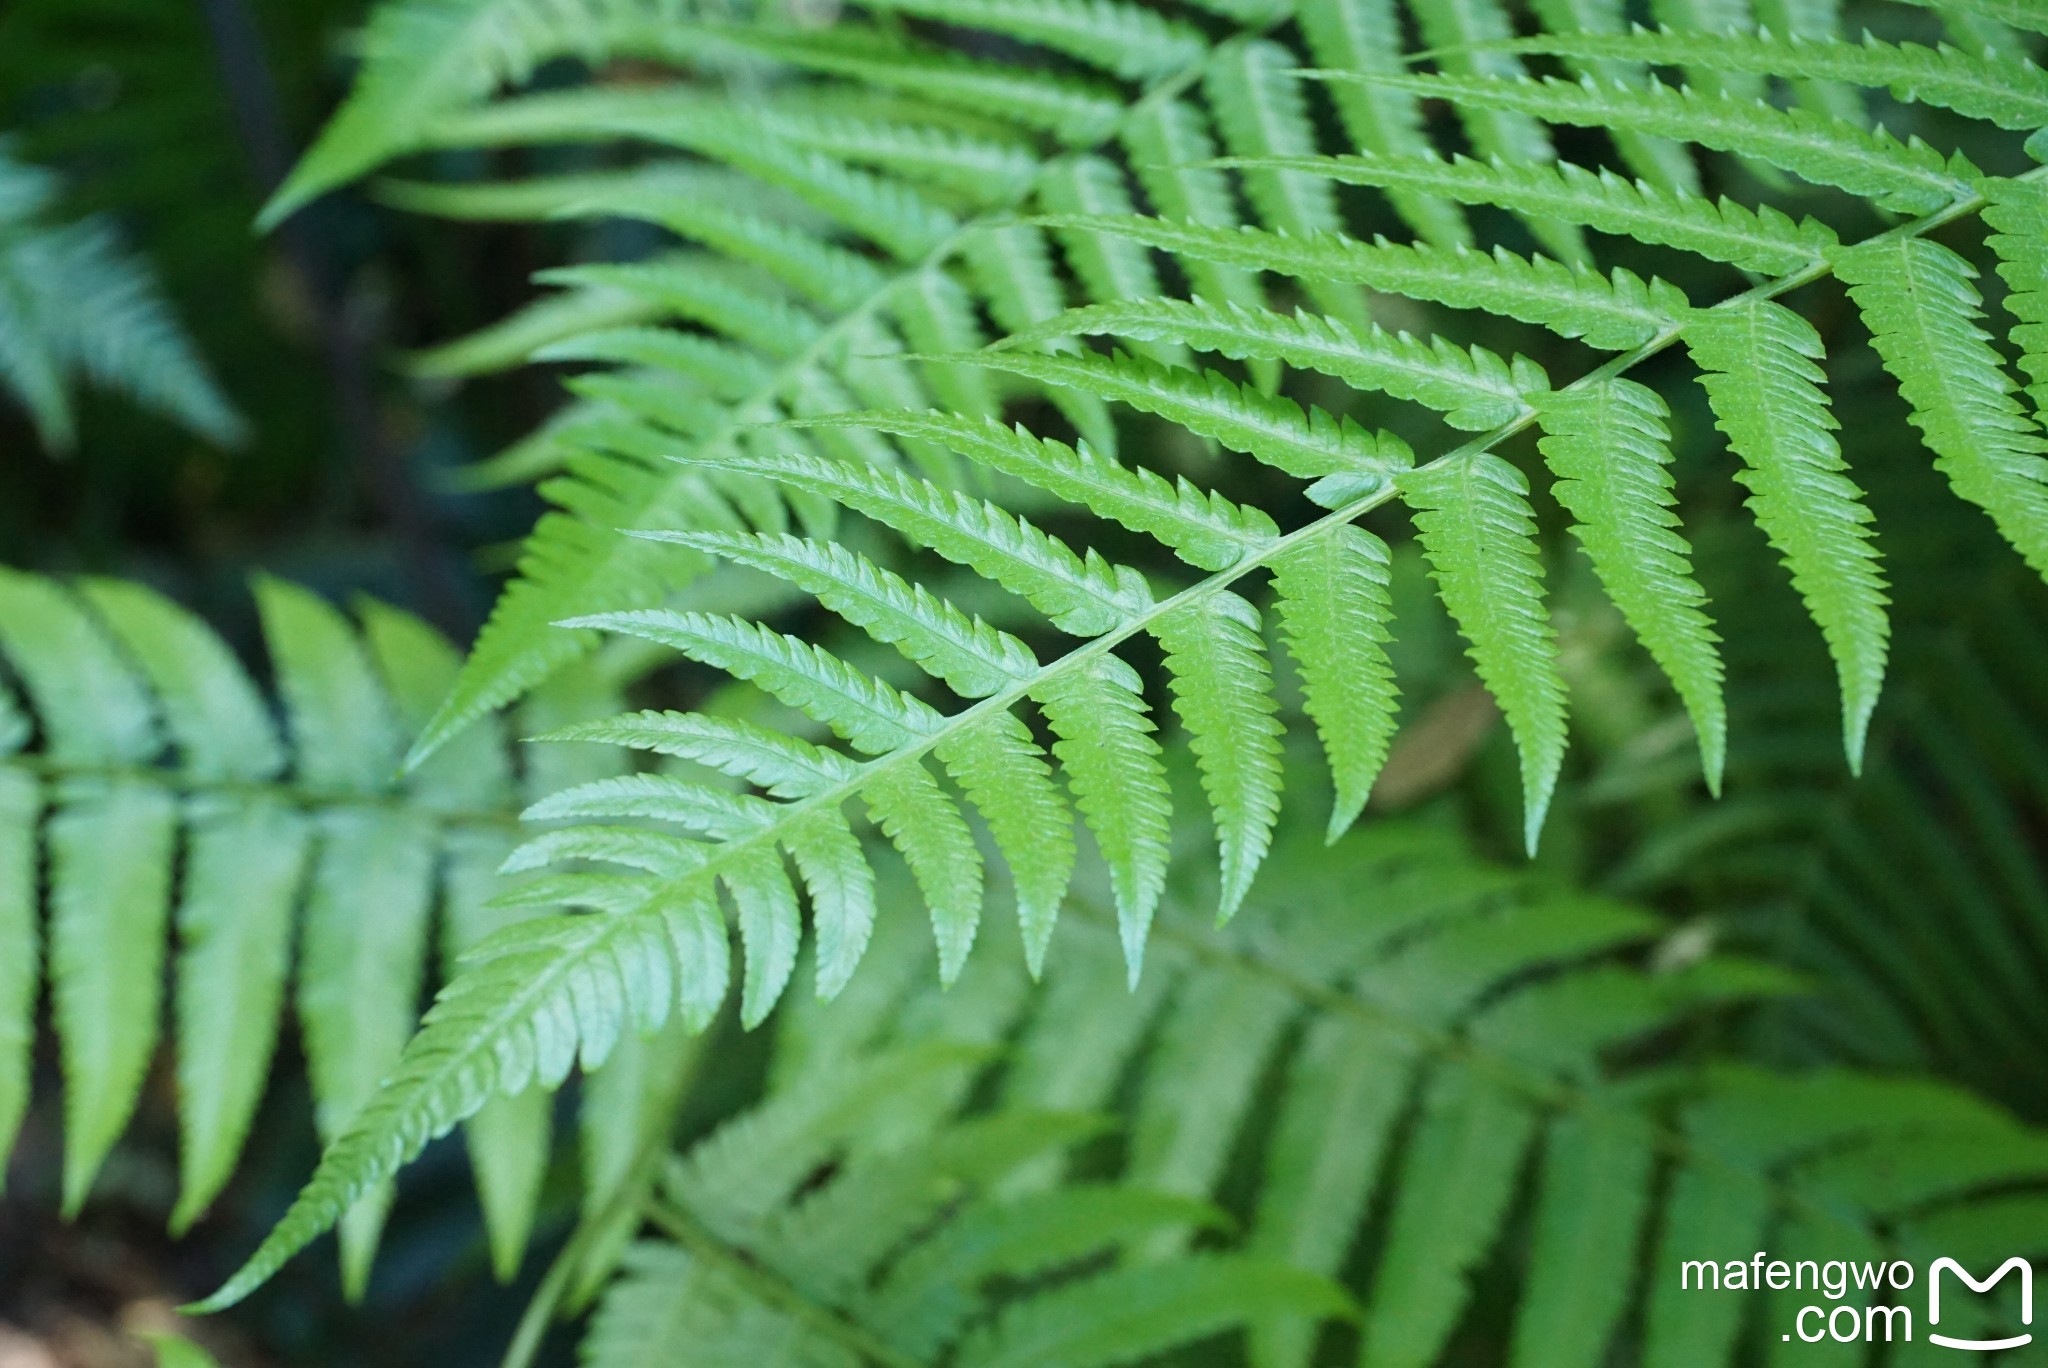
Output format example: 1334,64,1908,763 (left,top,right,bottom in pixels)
0,569,660,1291
0,145,242,451
8,0,2048,1363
